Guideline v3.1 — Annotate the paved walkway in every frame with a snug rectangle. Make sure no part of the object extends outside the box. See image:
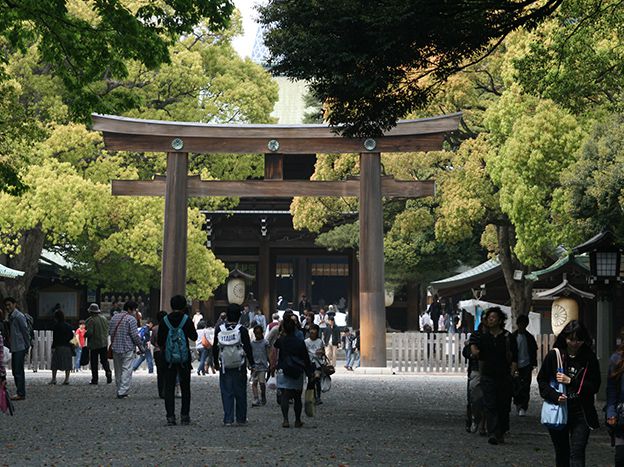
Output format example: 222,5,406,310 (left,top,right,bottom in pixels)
0,368,614,466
